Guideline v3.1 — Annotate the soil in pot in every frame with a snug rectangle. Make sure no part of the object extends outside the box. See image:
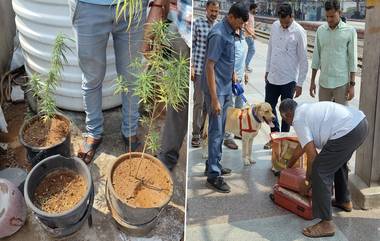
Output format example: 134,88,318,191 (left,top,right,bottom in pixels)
23,116,69,147
112,157,172,208
34,169,87,213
